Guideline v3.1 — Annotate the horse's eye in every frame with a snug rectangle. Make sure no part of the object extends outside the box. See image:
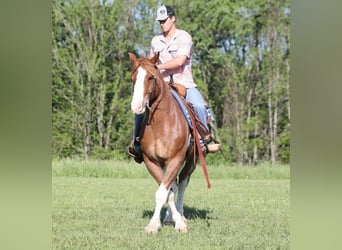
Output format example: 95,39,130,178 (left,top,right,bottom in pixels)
148,76,155,80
